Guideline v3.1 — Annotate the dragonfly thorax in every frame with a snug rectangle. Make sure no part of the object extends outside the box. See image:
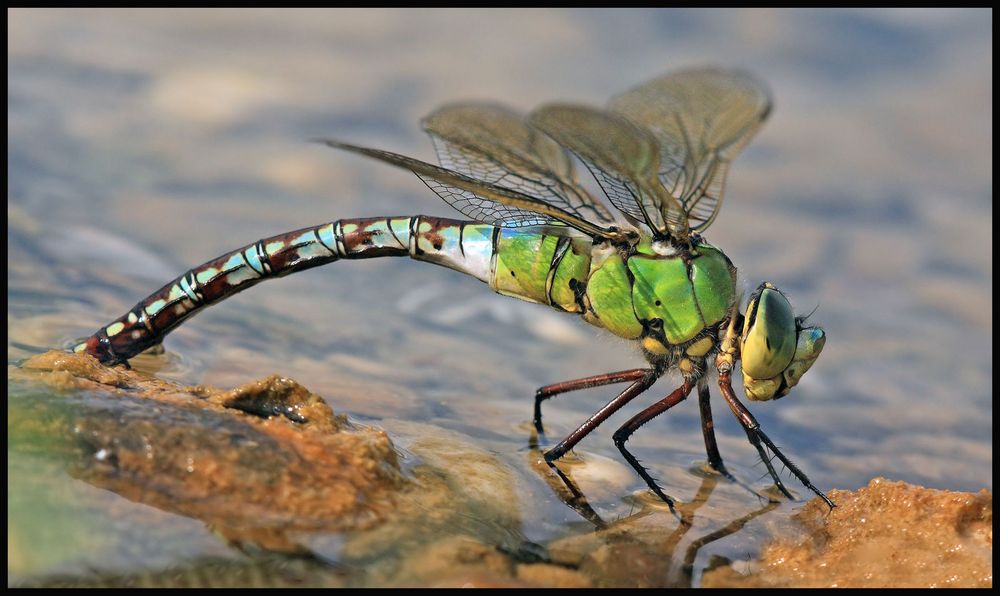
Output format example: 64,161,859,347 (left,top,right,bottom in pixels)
582,239,737,366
